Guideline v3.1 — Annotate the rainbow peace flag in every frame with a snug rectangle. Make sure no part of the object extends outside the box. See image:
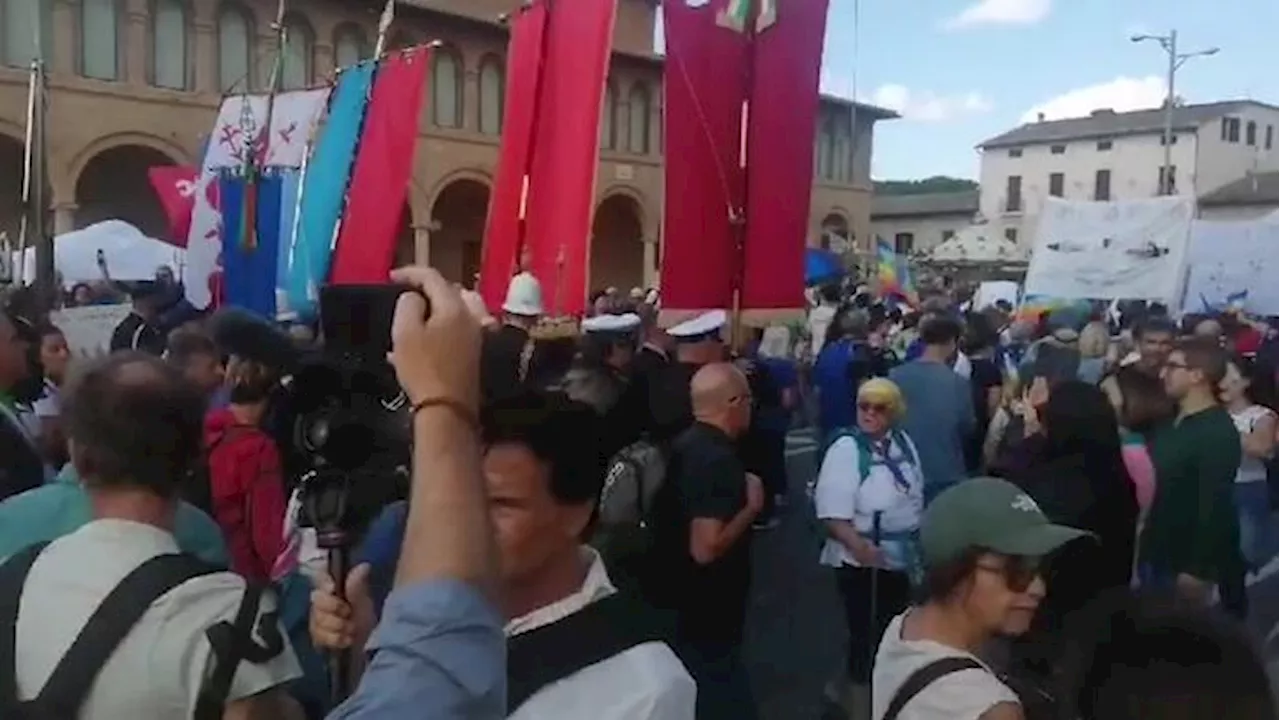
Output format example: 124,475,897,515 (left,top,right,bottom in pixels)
875,236,918,306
